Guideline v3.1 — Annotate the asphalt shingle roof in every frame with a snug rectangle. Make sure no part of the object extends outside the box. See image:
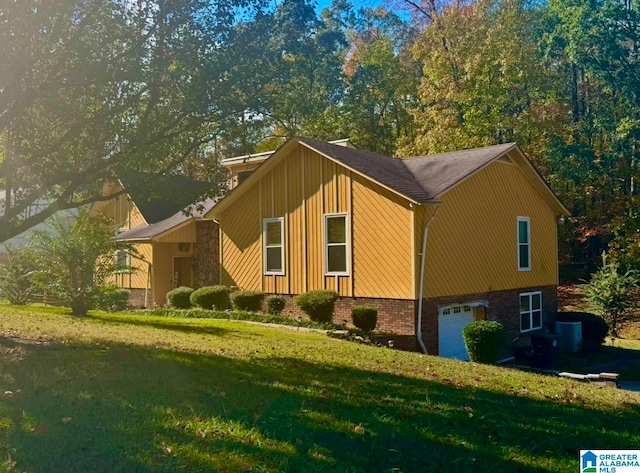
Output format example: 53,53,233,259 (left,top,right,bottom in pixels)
113,198,217,242
299,138,516,203
118,171,215,224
